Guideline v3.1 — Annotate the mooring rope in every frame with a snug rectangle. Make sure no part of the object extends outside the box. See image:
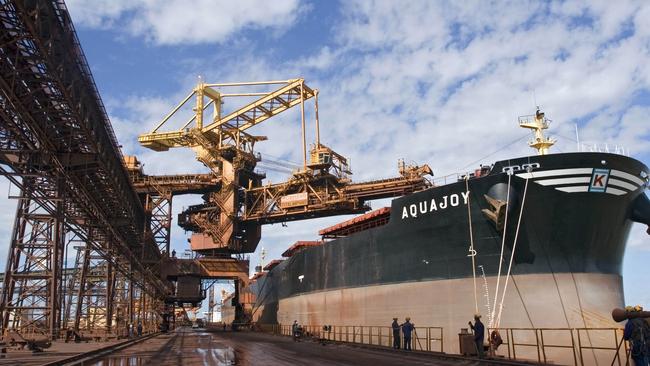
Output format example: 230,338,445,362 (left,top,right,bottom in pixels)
495,172,530,328
490,170,512,328
465,176,478,314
